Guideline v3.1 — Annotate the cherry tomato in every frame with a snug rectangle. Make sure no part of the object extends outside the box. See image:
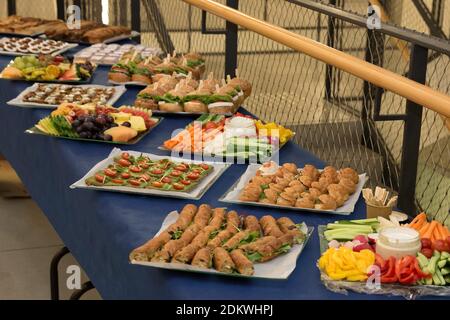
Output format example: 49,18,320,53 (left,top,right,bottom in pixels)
173,183,185,190
122,152,130,159
432,240,448,252
139,163,150,169
128,179,141,186
121,172,131,179
200,164,210,170
191,169,201,174
140,174,151,181
180,179,191,186
95,174,105,183
174,165,187,172
152,181,163,188
151,169,164,175
104,168,117,177
162,177,172,183
421,238,432,249
118,159,131,167
204,122,217,130
421,248,433,259
187,172,199,180
170,170,182,177
111,179,125,185
130,165,142,173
